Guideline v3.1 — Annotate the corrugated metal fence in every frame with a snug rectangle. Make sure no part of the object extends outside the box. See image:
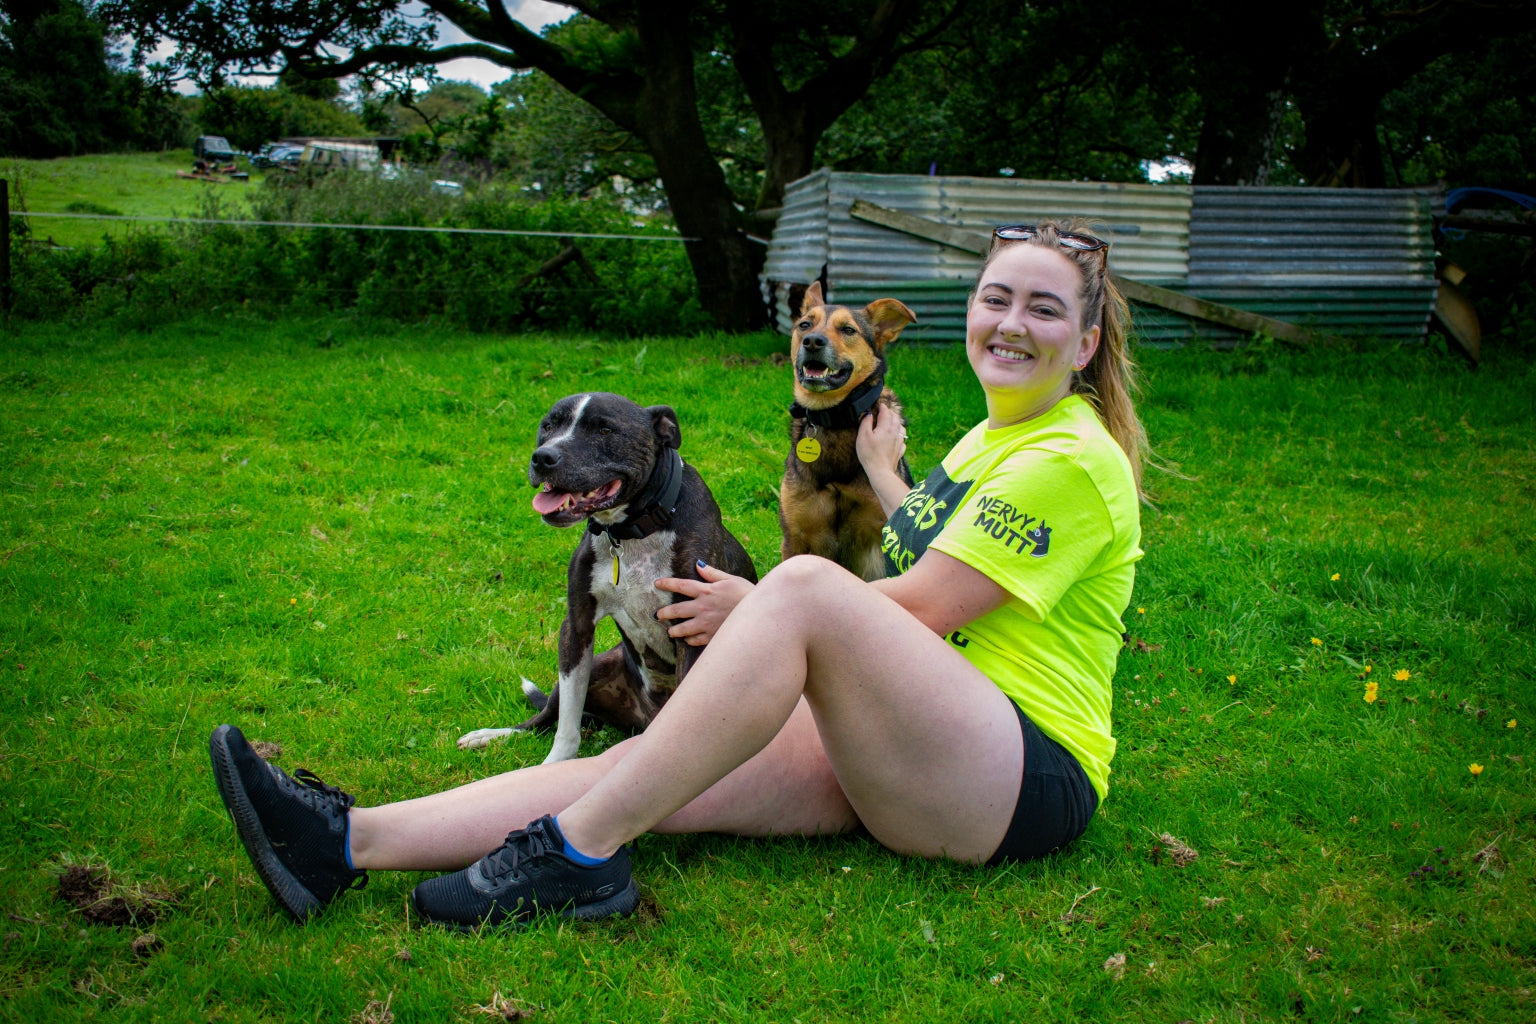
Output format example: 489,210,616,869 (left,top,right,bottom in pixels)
763,170,1438,344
